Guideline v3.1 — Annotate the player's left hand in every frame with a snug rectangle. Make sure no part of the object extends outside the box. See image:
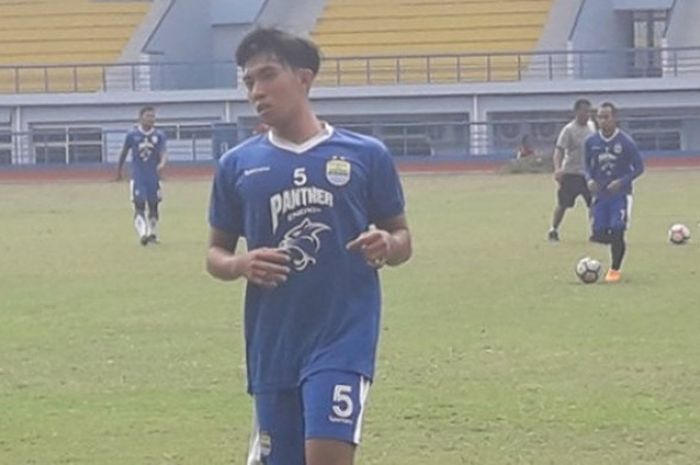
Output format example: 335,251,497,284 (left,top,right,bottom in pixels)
346,228,392,268
607,179,623,193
